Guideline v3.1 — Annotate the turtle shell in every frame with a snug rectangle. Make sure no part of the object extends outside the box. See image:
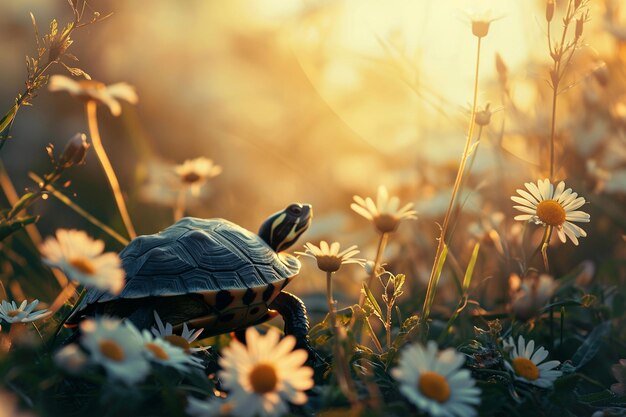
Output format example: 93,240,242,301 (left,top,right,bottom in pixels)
66,217,301,334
